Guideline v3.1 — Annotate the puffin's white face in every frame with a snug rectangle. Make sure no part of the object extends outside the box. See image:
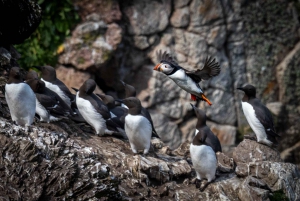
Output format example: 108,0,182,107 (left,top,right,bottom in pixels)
154,63,173,74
